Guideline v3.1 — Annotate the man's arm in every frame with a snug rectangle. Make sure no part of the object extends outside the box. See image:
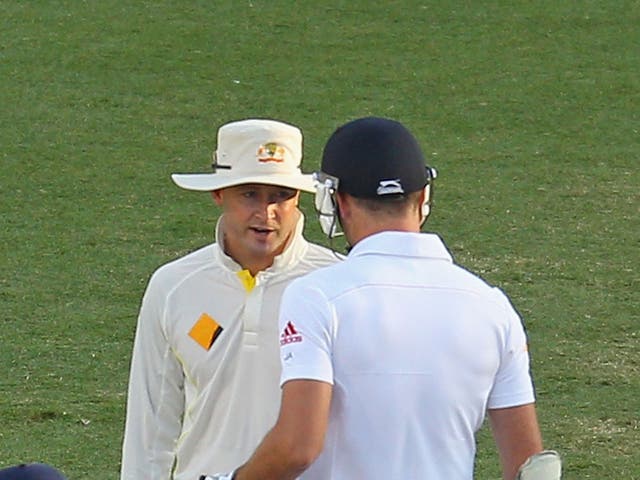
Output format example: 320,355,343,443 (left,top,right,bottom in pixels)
233,379,332,480
488,403,544,480
121,279,185,480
